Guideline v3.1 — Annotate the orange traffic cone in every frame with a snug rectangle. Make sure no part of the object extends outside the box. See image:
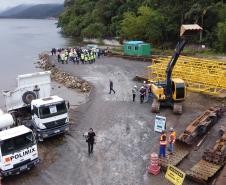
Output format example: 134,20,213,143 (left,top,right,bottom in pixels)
147,153,160,175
